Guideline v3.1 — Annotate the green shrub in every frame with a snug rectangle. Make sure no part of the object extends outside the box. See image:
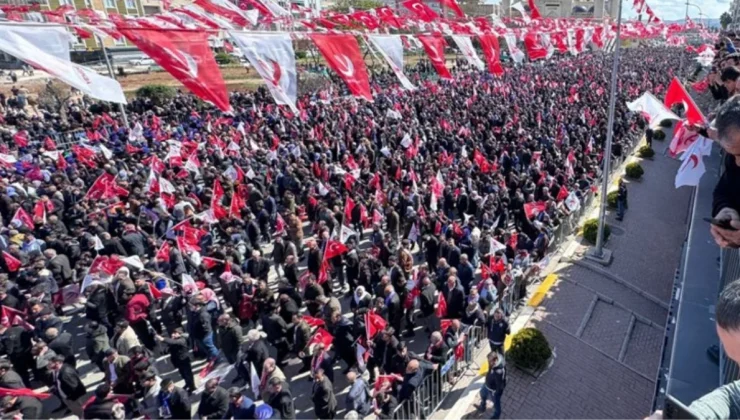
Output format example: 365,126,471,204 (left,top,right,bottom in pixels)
638,145,655,158
215,52,236,65
295,51,307,60
508,328,552,371
653,130,666,141
583,218,610,244
625,162,644,179
658,119,674,128
607,191,619,208
135,85,176,106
